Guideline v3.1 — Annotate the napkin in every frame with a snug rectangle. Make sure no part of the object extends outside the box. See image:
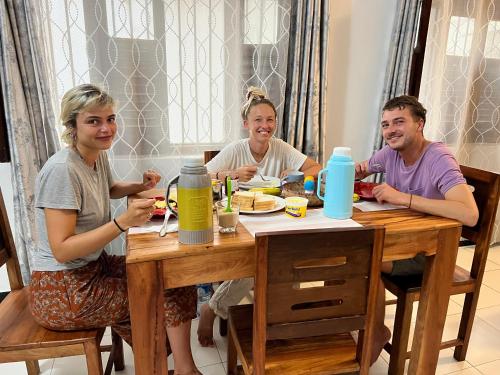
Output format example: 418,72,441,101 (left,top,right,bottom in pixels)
353,201,406,212
128,220,178,235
